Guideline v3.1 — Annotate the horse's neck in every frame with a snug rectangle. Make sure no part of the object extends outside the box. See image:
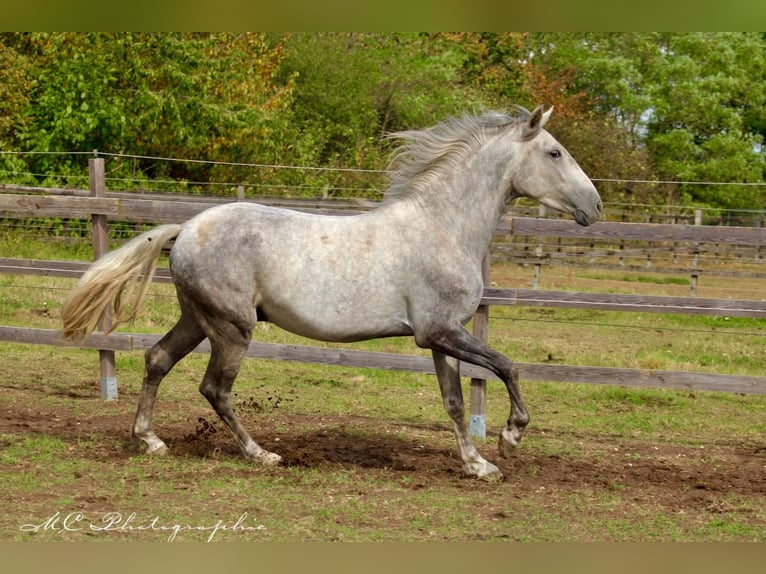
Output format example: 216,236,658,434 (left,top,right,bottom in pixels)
417,173,508,262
